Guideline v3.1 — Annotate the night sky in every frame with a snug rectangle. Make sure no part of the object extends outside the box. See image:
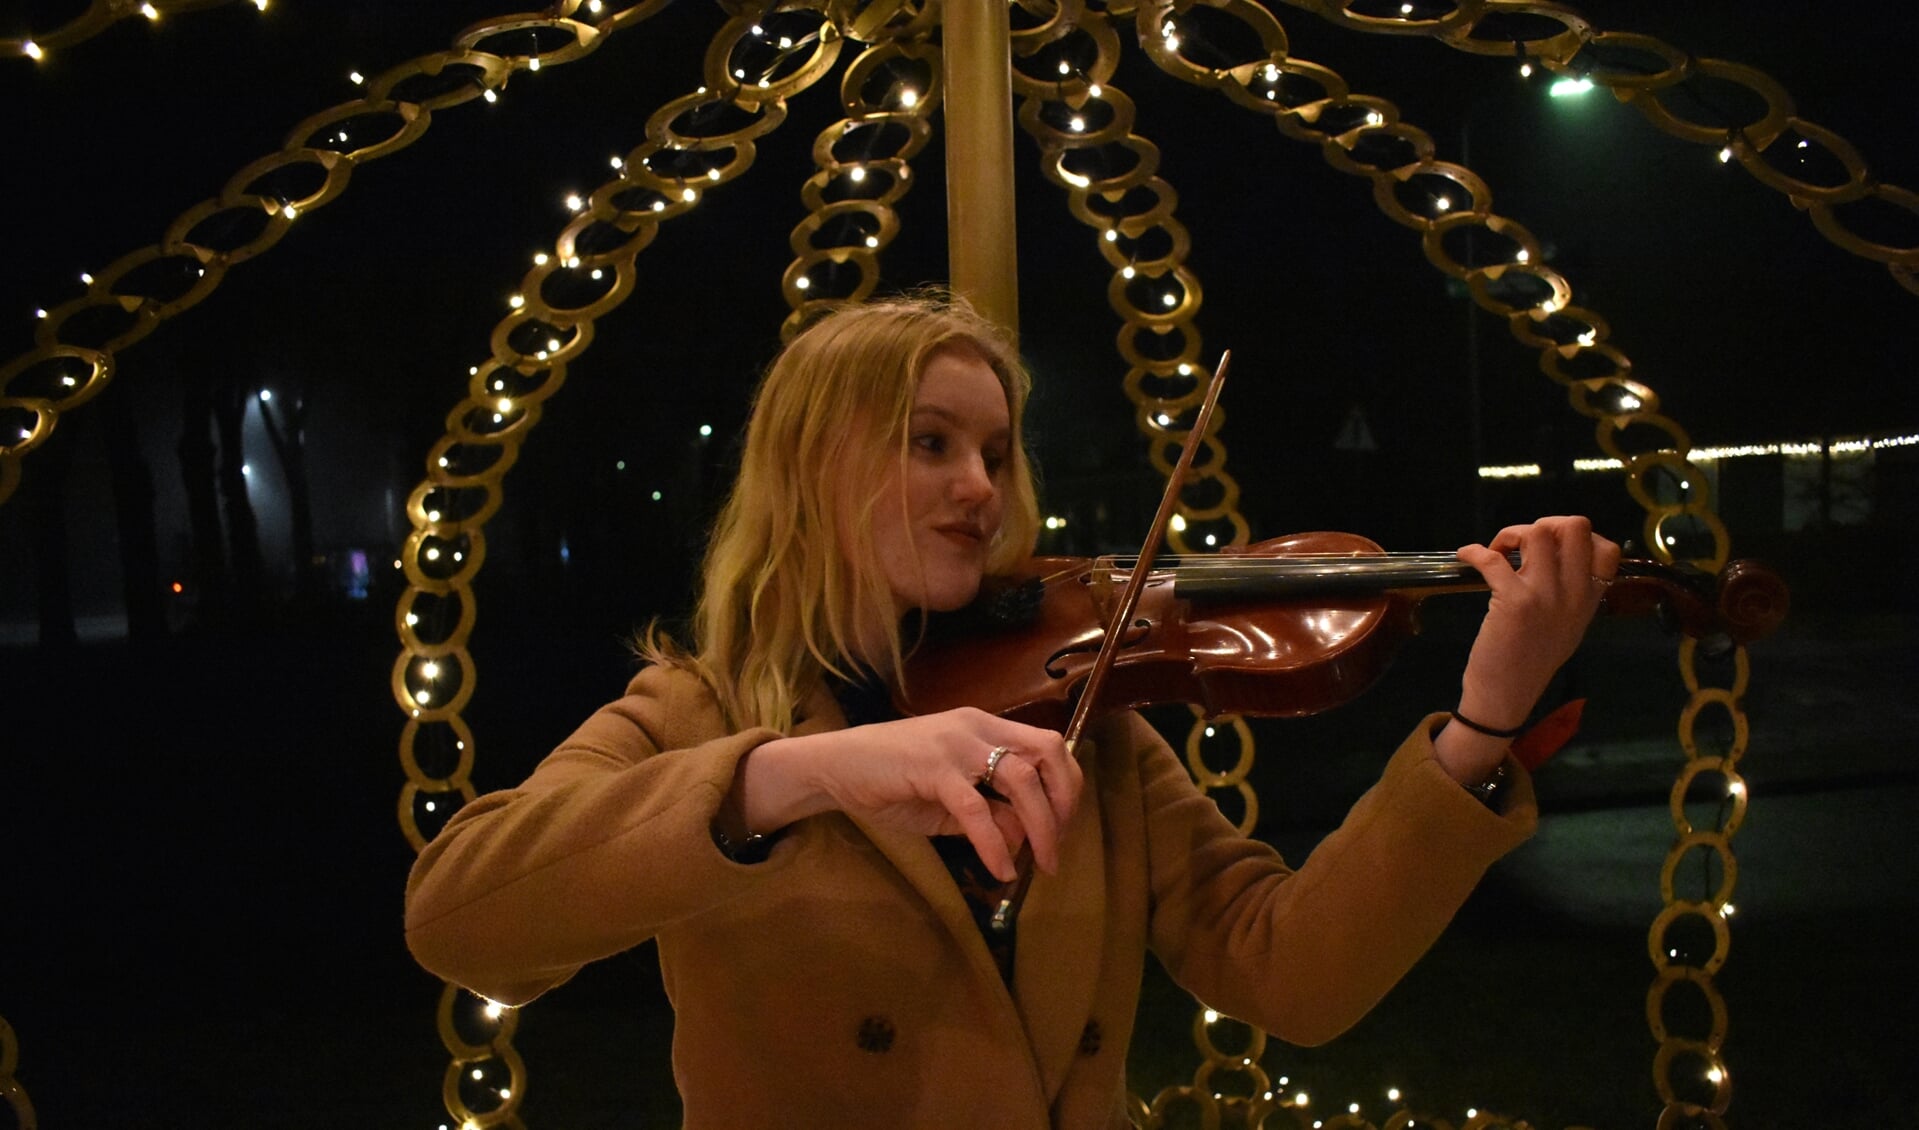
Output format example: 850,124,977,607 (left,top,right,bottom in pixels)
3,0,1915,620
